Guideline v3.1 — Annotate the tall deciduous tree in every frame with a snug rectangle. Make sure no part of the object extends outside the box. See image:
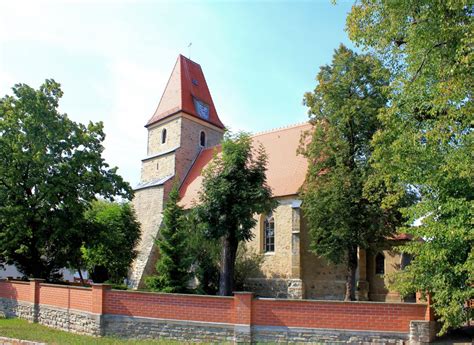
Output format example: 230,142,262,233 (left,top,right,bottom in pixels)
0,80,131,280
82,200,140,284
347,1,473,331
301,45,400,301
187,211,221,295
145,183,192,293
197,132,275,296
